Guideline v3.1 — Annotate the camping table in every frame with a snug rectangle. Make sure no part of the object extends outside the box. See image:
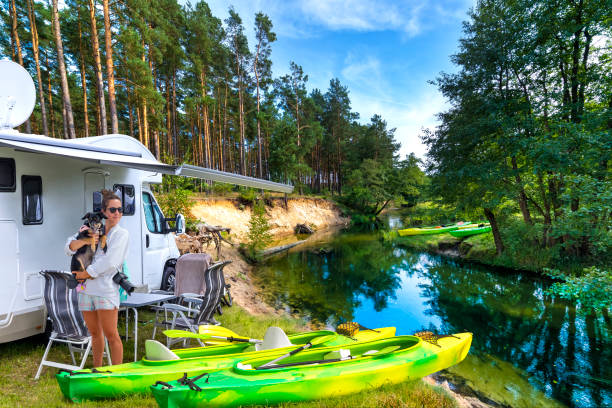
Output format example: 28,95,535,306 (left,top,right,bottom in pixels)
120,293,178,361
